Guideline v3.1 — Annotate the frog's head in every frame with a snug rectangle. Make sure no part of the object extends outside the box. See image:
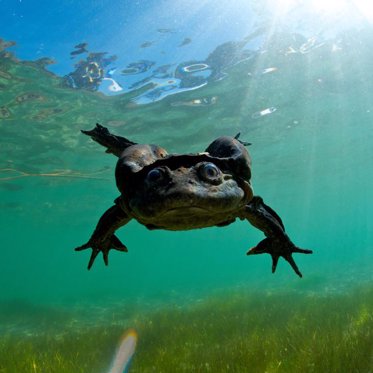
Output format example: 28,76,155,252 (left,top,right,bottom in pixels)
115,137,253,230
